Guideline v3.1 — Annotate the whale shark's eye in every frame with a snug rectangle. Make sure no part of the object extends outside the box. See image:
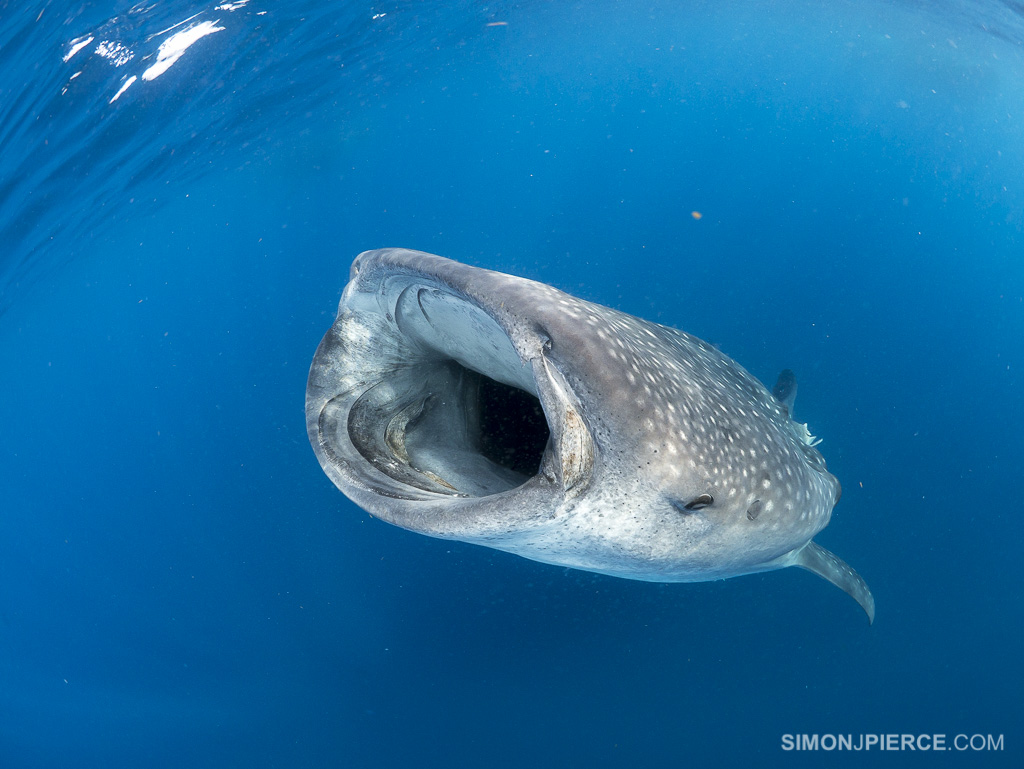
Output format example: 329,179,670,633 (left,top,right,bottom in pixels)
684,493,714,511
